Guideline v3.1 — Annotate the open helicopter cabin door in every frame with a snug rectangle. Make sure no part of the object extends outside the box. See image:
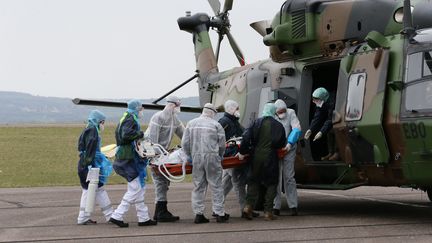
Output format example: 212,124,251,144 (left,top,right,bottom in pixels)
333,48,390,165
